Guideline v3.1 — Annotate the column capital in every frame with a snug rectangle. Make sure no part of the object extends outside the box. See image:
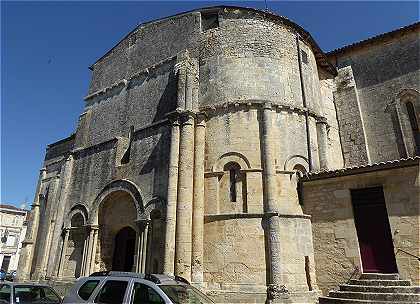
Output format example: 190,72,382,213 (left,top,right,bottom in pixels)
316,117,328,125
179,111,196,125
195,112,207,125
88,224,99,231
262,102,273,111
135,219,151,230
166,111,181,125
